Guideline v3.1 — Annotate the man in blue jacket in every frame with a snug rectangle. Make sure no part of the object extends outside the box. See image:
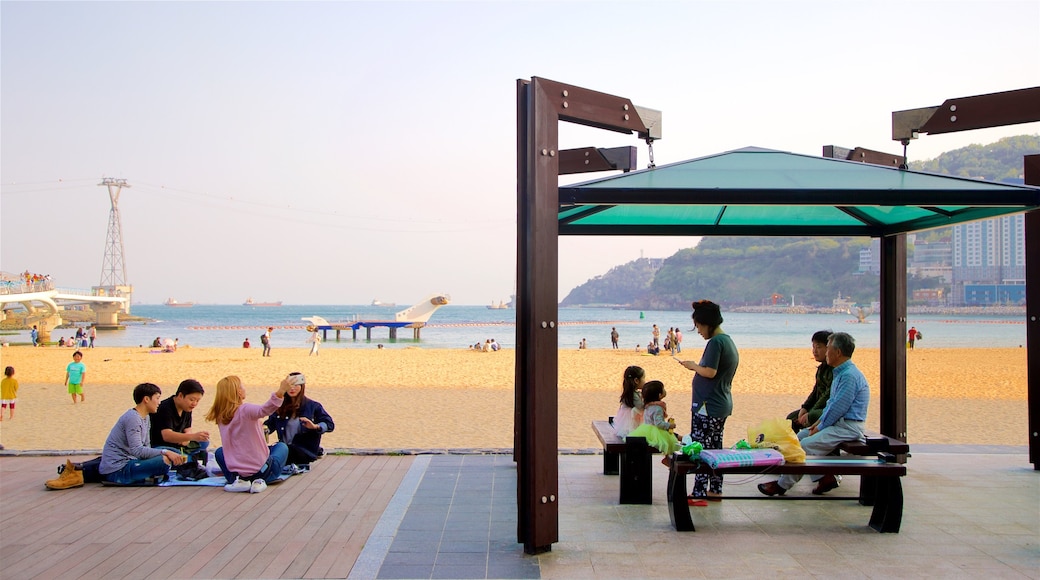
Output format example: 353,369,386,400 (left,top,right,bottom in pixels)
758,331,868,496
